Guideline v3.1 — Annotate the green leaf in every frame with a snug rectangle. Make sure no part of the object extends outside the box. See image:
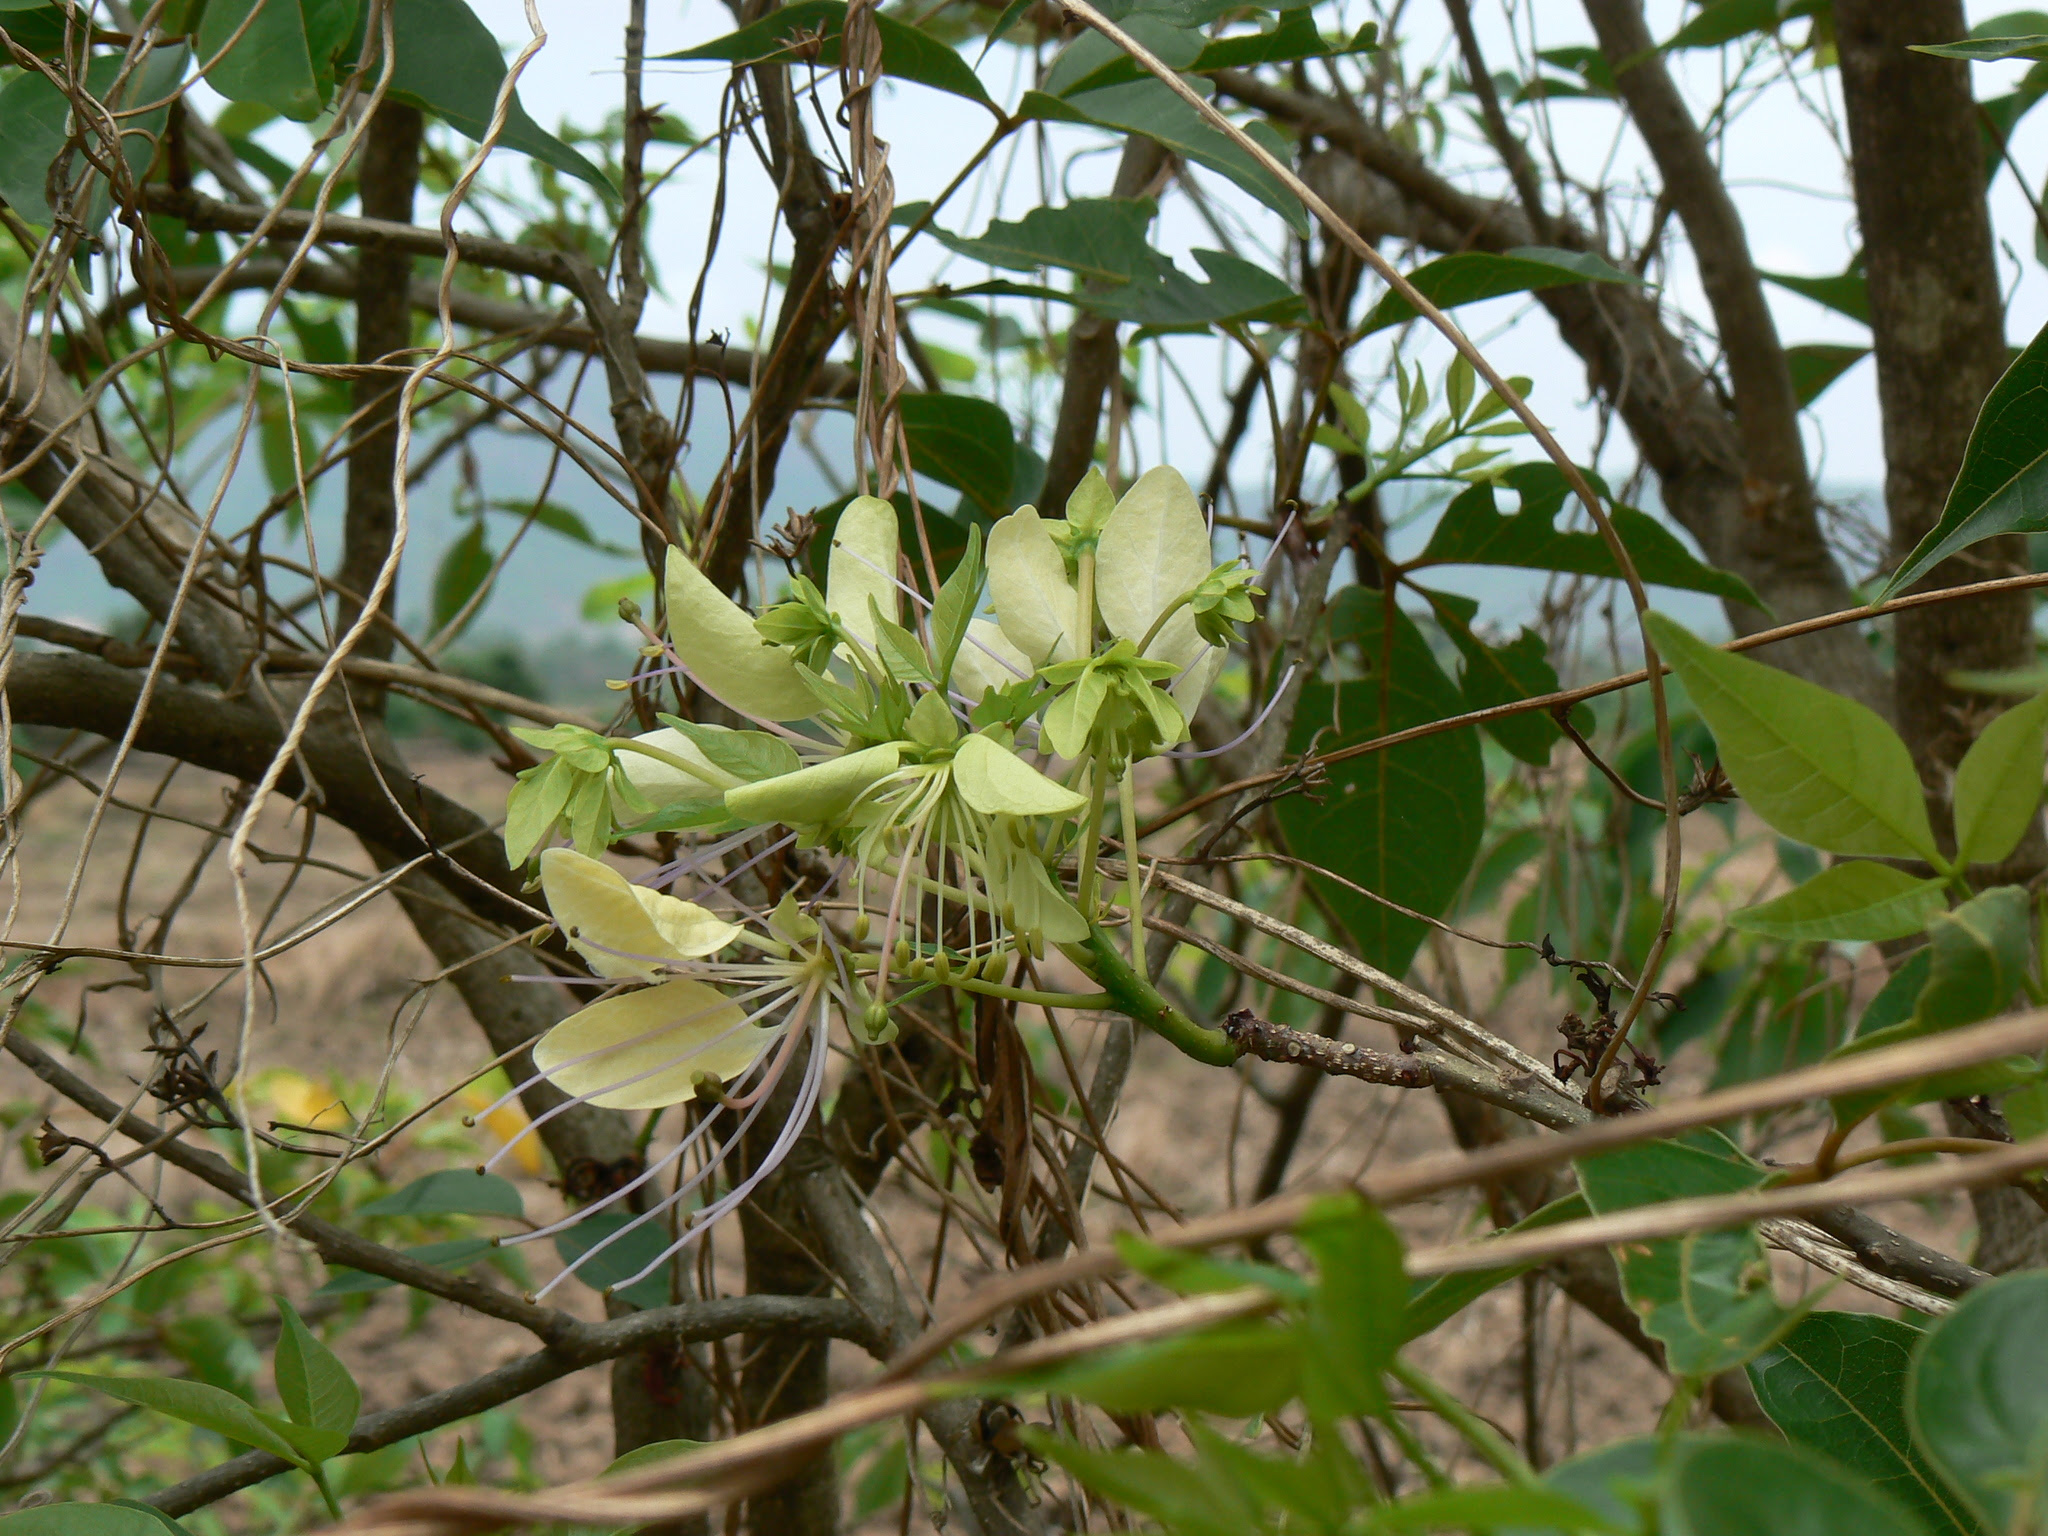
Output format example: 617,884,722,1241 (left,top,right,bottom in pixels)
1296,1192,1406,1419
1730,863,1948,944
660,0,994,108
1421,588,1571,765
1644,612,1939,861
27,1370,311,1467
359,1169,525,1219
199,0,358,120
1787,344,1870,408
1402,1192,1590,1342
1910,1272,2048,1532
1664,0,1783,50
1045,7,1367,94
1112,1231,1308,1302
1541,1436,1670,1532
370,0,613,192
1180,1422,1374,1533
0,1507,195,1534
1826,946,2031,1122
1416,465,1762,607
929,525,985,688
486,498,634,556
1043,12,1204,97
1913,32,2048,60
1763,262,1872,325
1372,1483,1623,1532
602,1438,710,1476
160,1314,259,1403
0,47,188,227
1748,1312,1979,1536
1830,887,2043,1123
274,1298,360,1441
1275,598,1485,977
1358,246,1639,336
1663,1436,1934,1536
1018,79,1307,236
1952,689,2048,866
1575,1133,1794,1377
1026,1431,1265,1536
552,1213,672,1310
1191,8,1368,70
1908,886,2032,1034
582,572,654,624
933,197,1161,284
1107,248,1305,332
1009,1320,1302,1417
2008,1077,2048,1139
431,521,493,637
1883,312,2048,597
874,612,938,686
653,717,802,782
312,1237,496,1297
1515,46,1617,103
899,393,1016,519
